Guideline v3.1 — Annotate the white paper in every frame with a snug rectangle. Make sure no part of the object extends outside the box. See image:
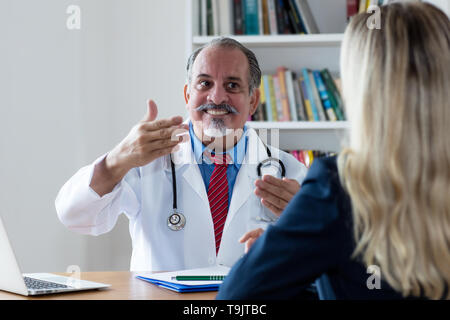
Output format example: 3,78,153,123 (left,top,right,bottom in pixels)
137,265,231,286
